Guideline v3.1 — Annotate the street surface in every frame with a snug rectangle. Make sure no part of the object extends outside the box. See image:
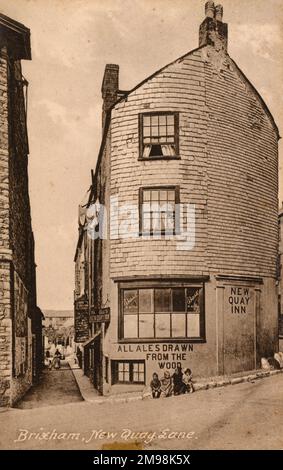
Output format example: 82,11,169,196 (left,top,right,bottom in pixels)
0,371,282,450
15,361,83,409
